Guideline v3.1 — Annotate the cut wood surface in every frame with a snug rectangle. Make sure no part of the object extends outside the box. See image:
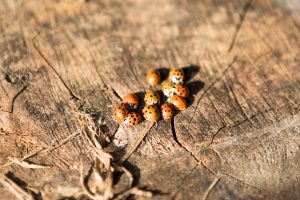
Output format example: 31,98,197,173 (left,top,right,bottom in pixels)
0,0,299,199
